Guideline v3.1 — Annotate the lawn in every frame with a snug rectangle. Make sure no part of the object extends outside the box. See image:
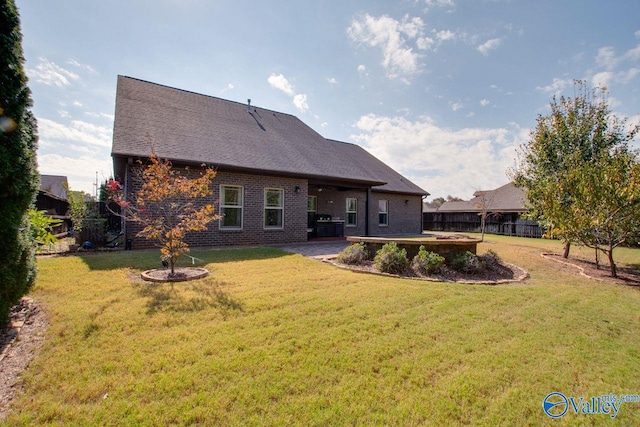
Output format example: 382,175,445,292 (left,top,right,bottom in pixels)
4,236,640,425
